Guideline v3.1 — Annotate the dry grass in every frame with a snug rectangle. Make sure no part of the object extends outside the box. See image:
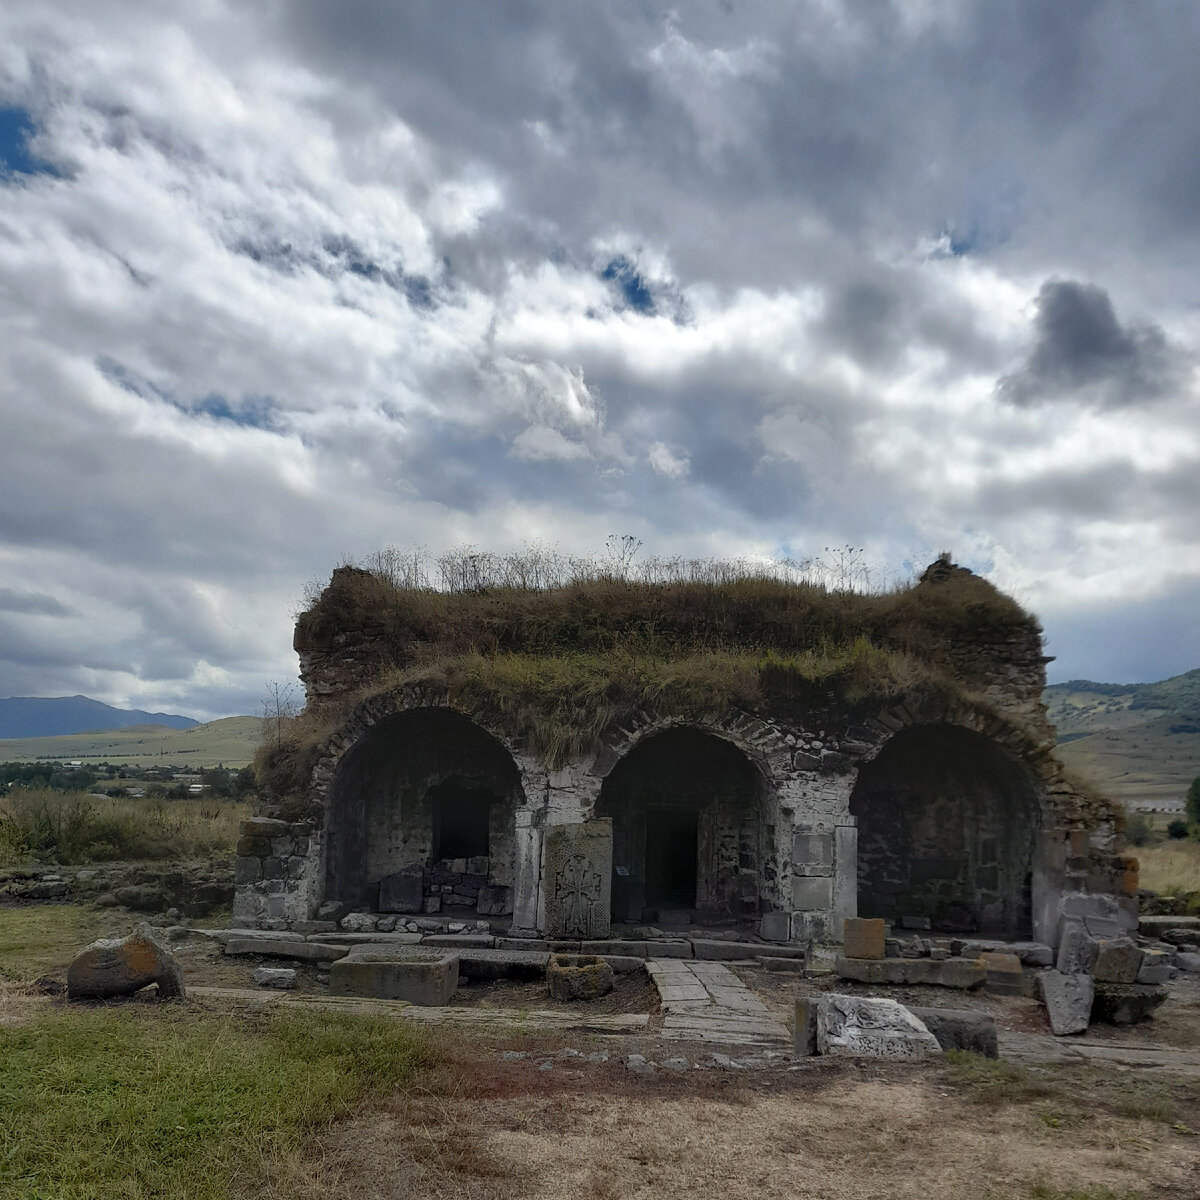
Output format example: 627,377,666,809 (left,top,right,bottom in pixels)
0,789,241,865
1135,840,1200,898
253,1059,1199,1200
